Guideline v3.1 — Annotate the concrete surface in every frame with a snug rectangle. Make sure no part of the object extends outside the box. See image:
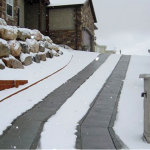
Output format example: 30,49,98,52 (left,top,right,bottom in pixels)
76,55,131,149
